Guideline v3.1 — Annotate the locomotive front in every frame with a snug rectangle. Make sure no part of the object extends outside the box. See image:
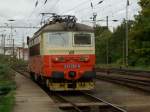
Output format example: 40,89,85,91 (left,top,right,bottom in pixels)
28,16,96,91
44,30,95,90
